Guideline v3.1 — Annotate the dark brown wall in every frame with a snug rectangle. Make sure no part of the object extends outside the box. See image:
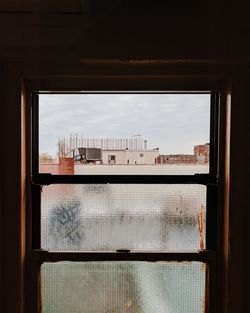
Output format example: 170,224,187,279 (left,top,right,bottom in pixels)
1,1,250,313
